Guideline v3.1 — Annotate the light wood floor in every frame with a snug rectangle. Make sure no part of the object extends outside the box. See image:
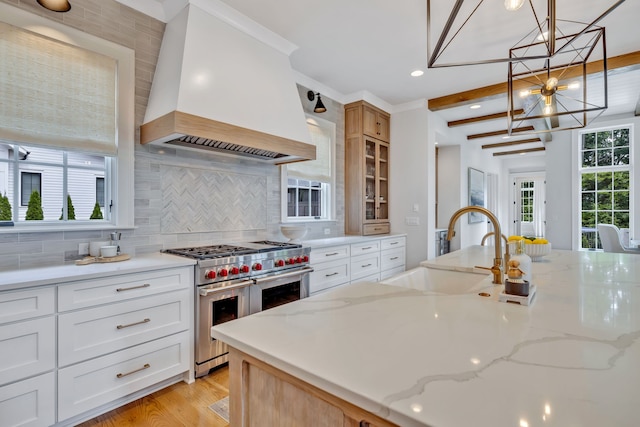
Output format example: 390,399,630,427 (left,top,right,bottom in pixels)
78,366,230,427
